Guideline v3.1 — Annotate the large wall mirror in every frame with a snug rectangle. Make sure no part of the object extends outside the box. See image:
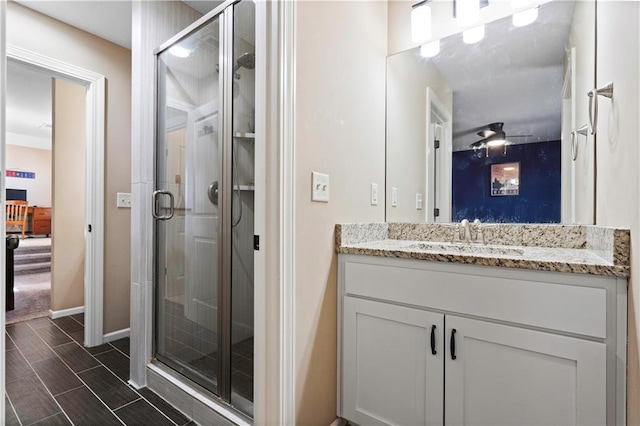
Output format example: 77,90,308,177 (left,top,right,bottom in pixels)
386,0,595,224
